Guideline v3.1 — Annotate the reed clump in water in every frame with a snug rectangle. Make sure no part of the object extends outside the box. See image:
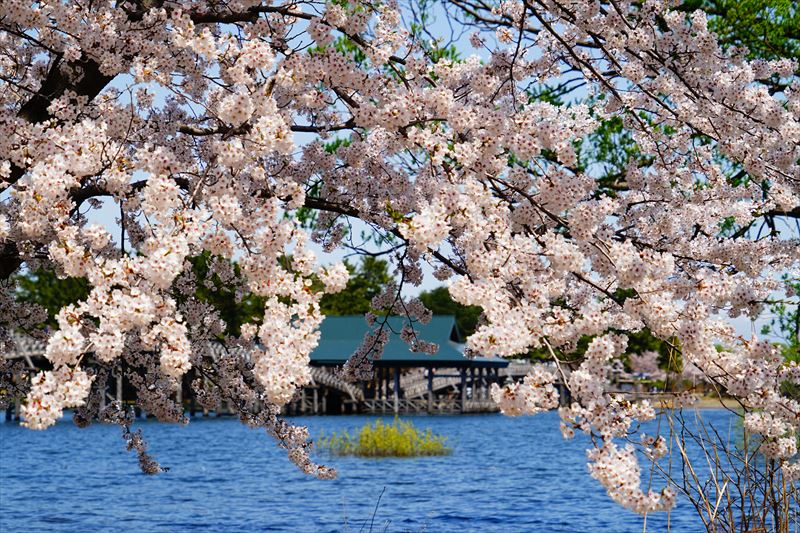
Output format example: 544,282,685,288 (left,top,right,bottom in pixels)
319,418,452,457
